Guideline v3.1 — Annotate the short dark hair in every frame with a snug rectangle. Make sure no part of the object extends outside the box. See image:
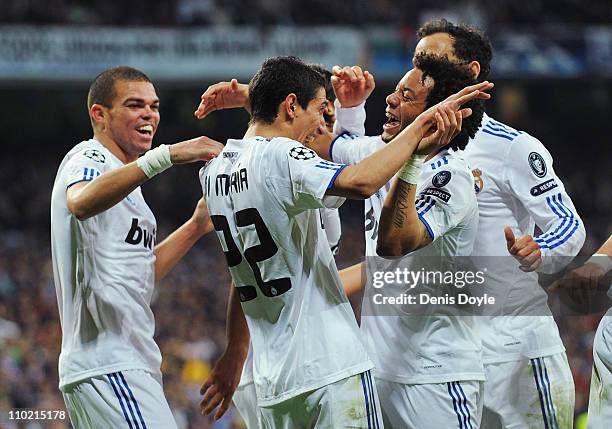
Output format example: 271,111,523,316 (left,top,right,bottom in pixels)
308,64,335,103
249,56,325,124
87,66,152,110
413,53,485,151
417,19,493,81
